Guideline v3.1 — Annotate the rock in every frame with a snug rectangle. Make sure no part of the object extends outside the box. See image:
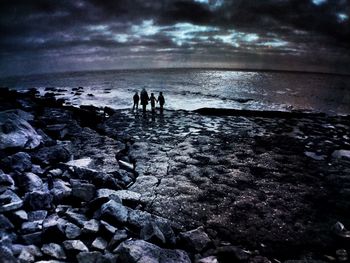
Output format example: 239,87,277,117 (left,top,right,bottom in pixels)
0,170,14,192
48,168,63,177
91,237,108,251
50,179,72,202
22,231,42,245
304,151,326,161
179,226,211,253
97,189,141,206
31,164,45,176
108,230,129,250
140,221,166,245
31,144,71,165
42,215,67,241
41,243,67,260
21,221,42,234
24,190,52,210
45,124,68,140
99,200,129,225
114,239,191,263
82,219,99,234
18,172,44,192
65,222,81,239
1,152,32,173
65,209,88,227
215,246,250,262
127,209,153,230
28,210,48,221
197,256,219,263
0,111,42,150
0,214,14,230
18,248,35,262
336,249,348,262
0,189,23,212
10,210,28,224
36,129,56,147
63,240,89,253
71,180,96,202
100,220,118,237
76,251,106,263
332,150,350,160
